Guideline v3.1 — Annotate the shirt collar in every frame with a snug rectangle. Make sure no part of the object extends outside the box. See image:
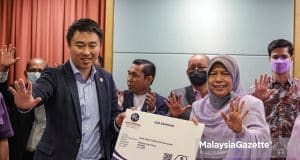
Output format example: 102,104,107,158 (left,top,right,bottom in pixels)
271,76,293,87
69,59,97,82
